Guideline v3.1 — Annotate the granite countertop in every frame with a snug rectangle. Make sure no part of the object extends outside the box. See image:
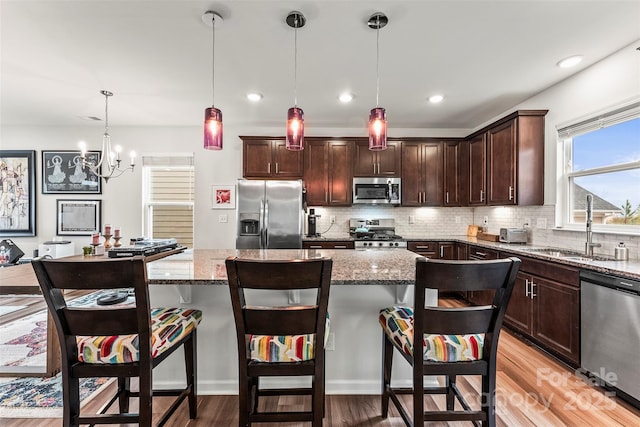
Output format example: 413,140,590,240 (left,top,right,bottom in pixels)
304,235,640,280
147,249,421,286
